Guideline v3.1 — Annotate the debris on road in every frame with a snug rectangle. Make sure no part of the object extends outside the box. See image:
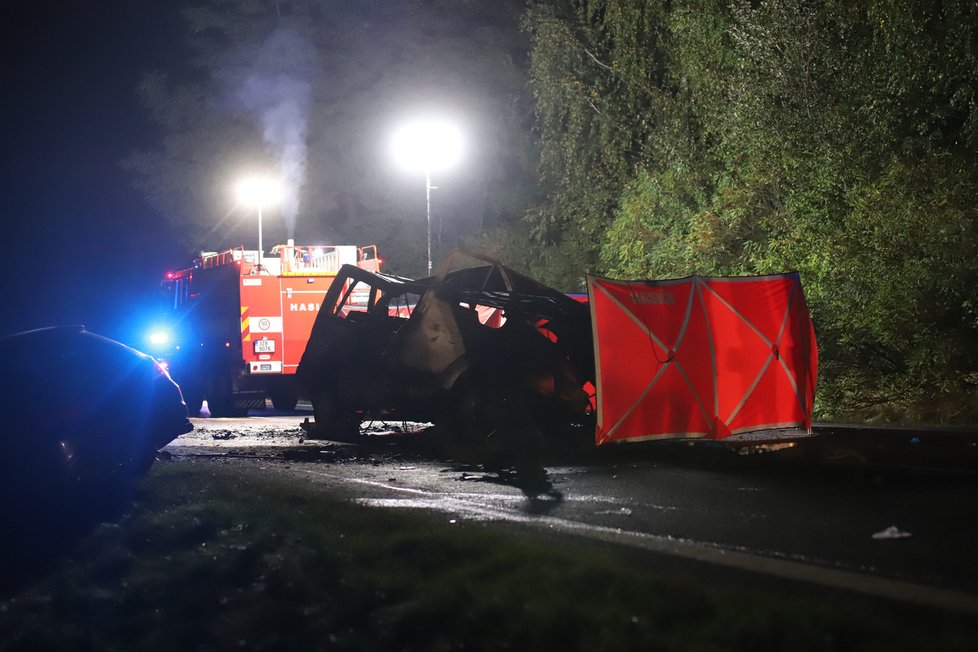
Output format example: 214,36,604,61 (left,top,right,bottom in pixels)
871,525,913,540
